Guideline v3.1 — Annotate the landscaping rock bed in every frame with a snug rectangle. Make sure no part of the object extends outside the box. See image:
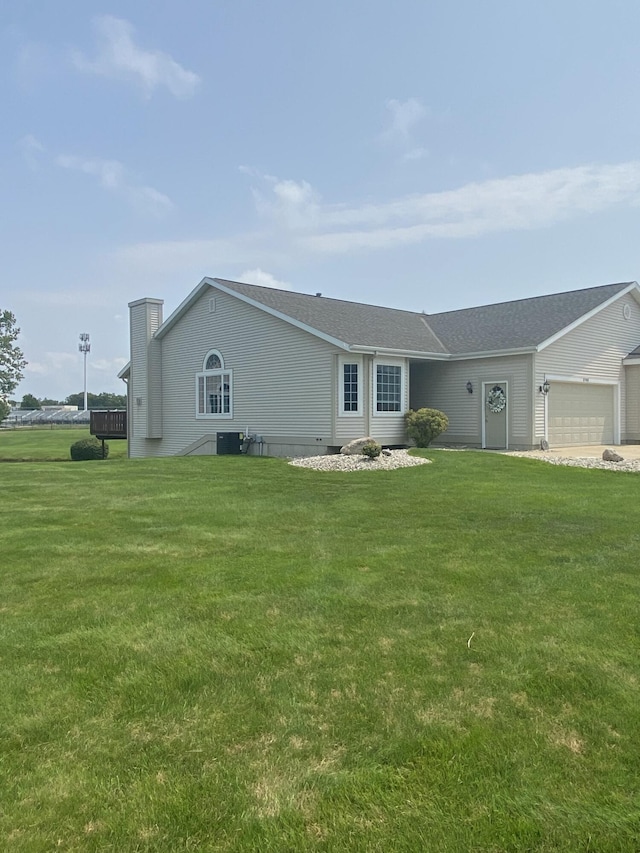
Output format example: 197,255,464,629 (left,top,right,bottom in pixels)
289,449,430,472
504,451,640,472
